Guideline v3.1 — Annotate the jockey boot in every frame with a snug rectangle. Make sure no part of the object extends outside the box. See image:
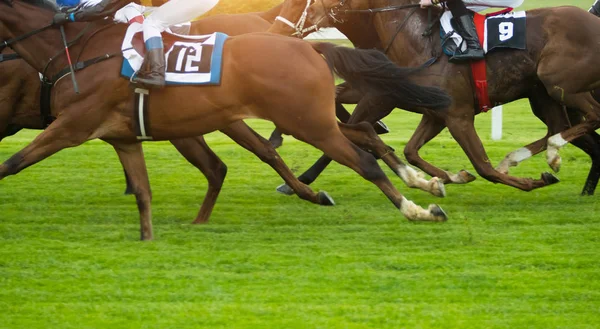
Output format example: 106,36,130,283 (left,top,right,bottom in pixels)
450,15,485,63
590,0,600,16
133,47,166,88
